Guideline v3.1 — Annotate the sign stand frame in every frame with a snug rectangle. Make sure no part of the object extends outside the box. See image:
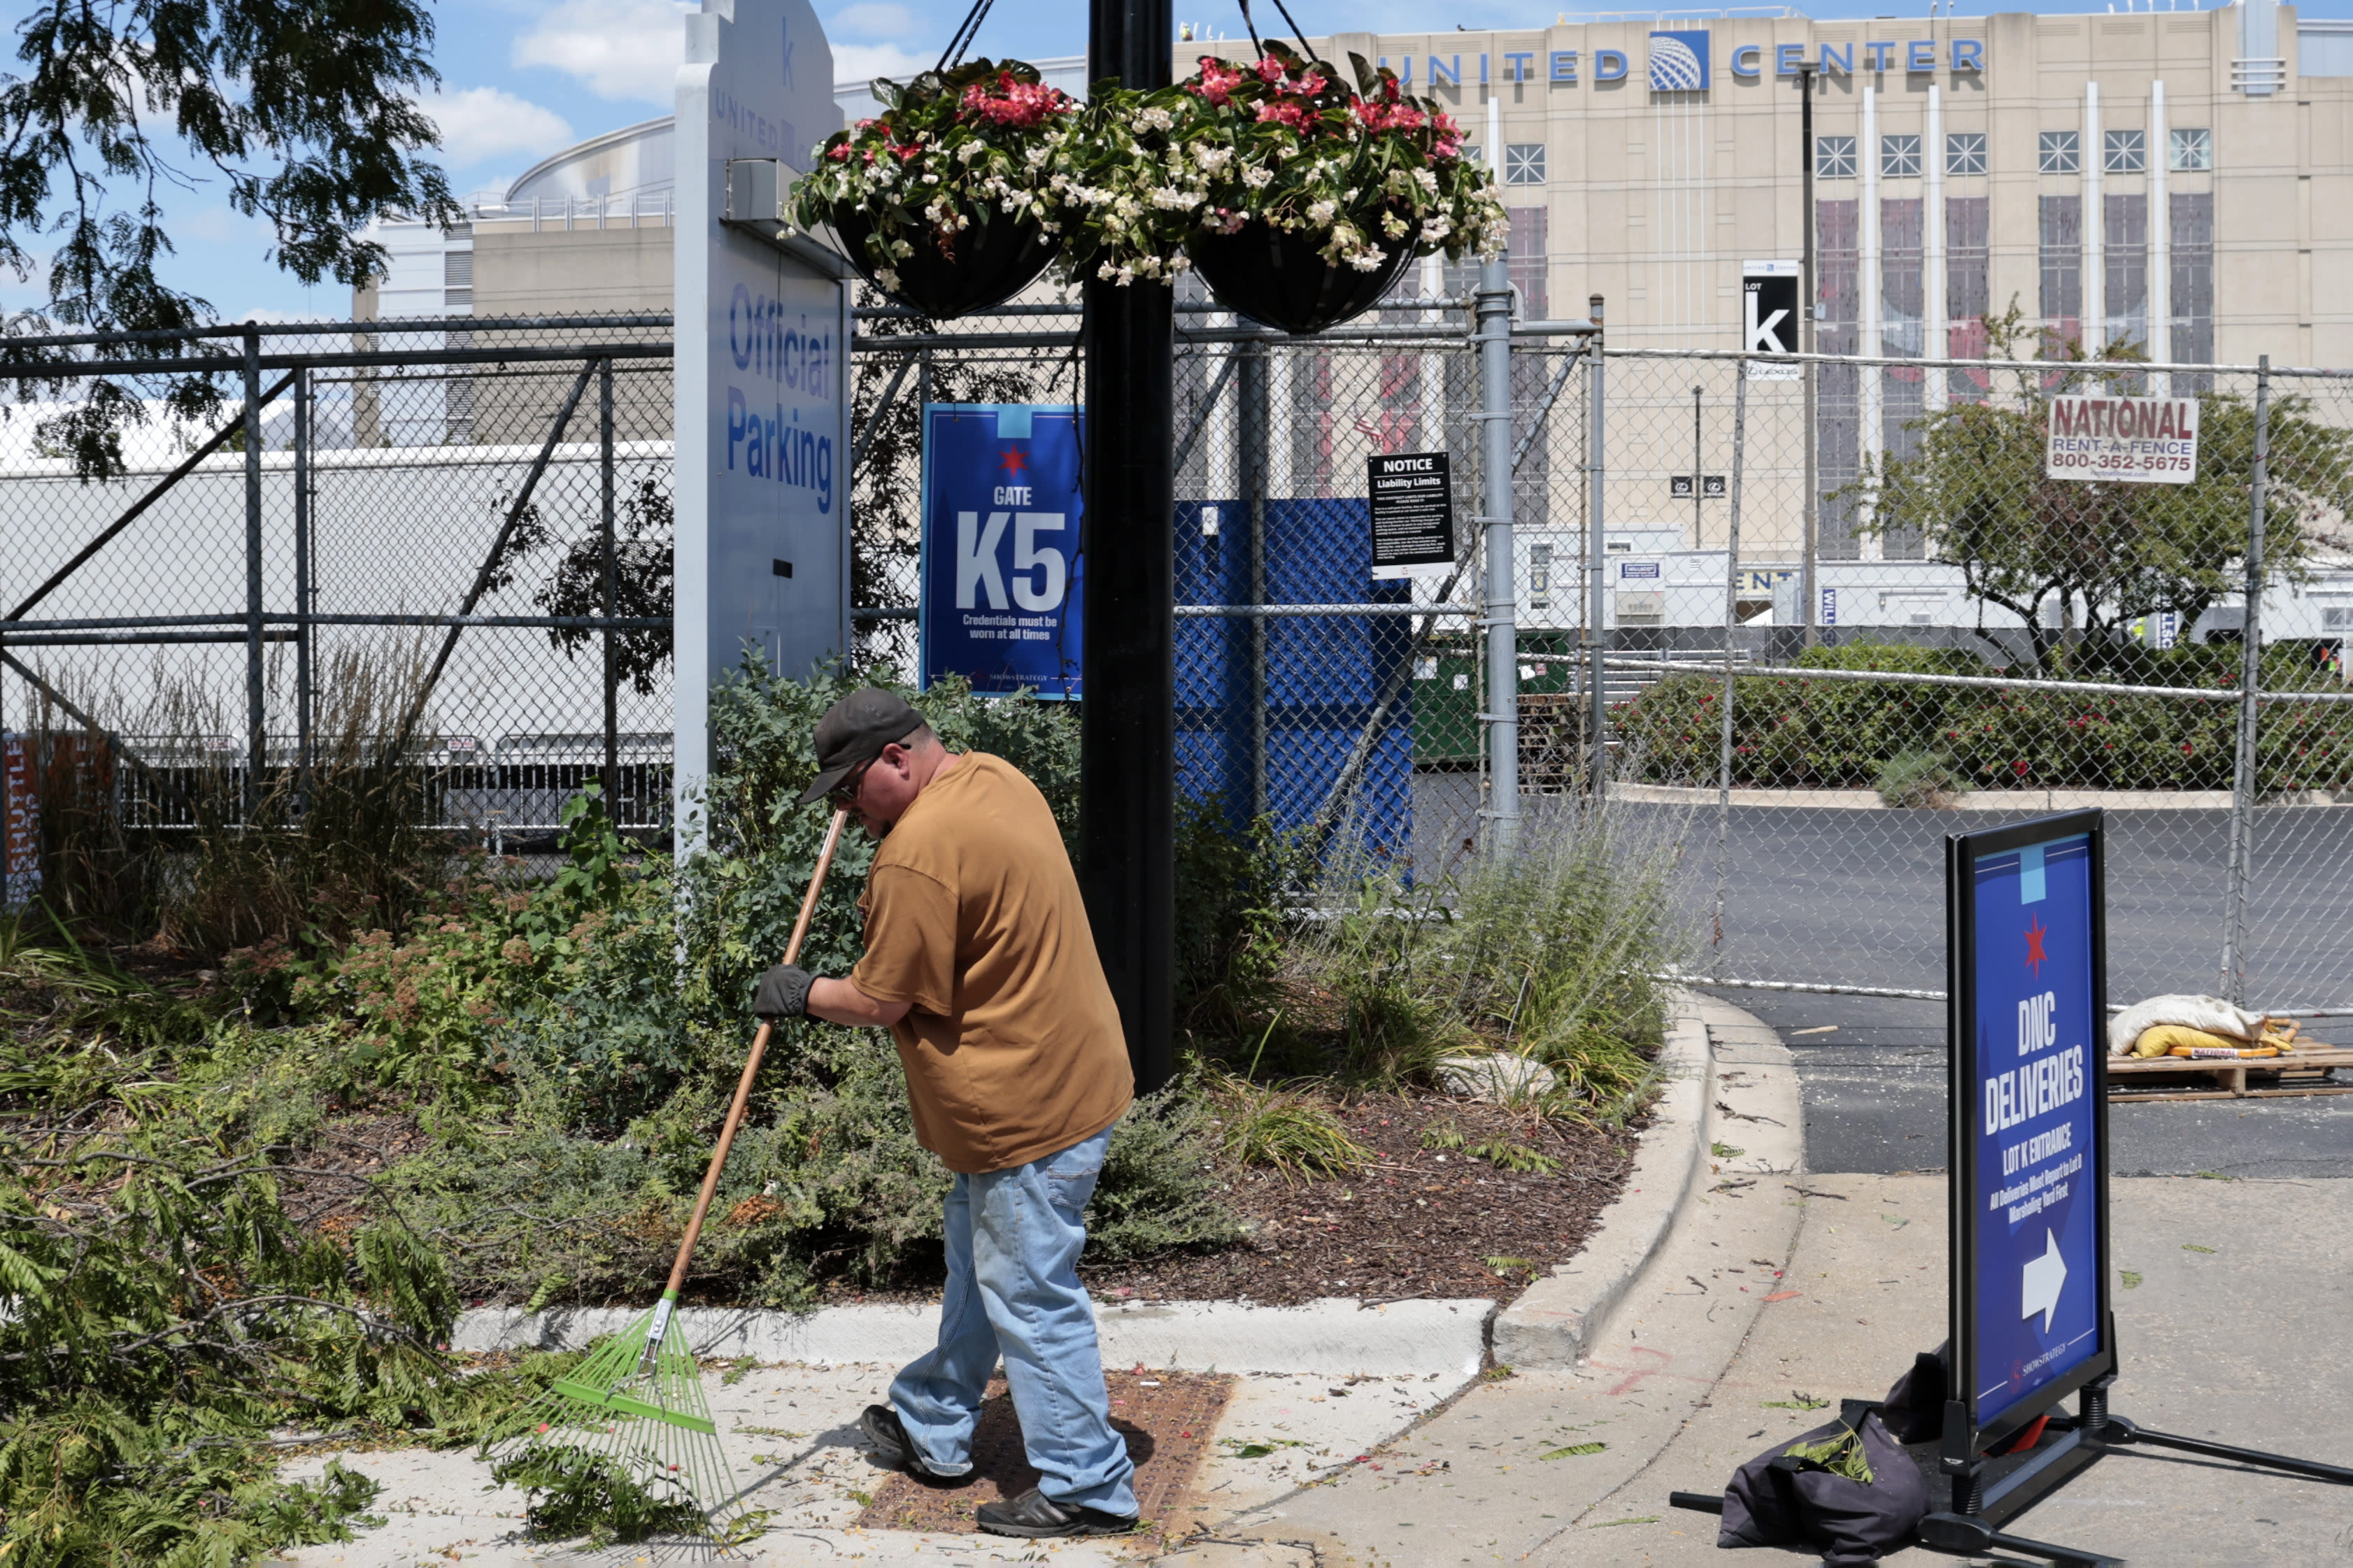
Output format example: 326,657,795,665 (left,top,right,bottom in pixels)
1670,807,2352,1568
